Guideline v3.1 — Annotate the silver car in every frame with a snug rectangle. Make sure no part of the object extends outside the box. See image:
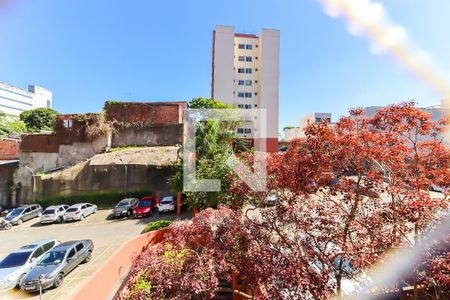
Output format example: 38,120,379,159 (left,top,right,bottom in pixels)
64,203,97,221
20,240,94,292
0,240,59,292
40,205,69,224
4,205,42,225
